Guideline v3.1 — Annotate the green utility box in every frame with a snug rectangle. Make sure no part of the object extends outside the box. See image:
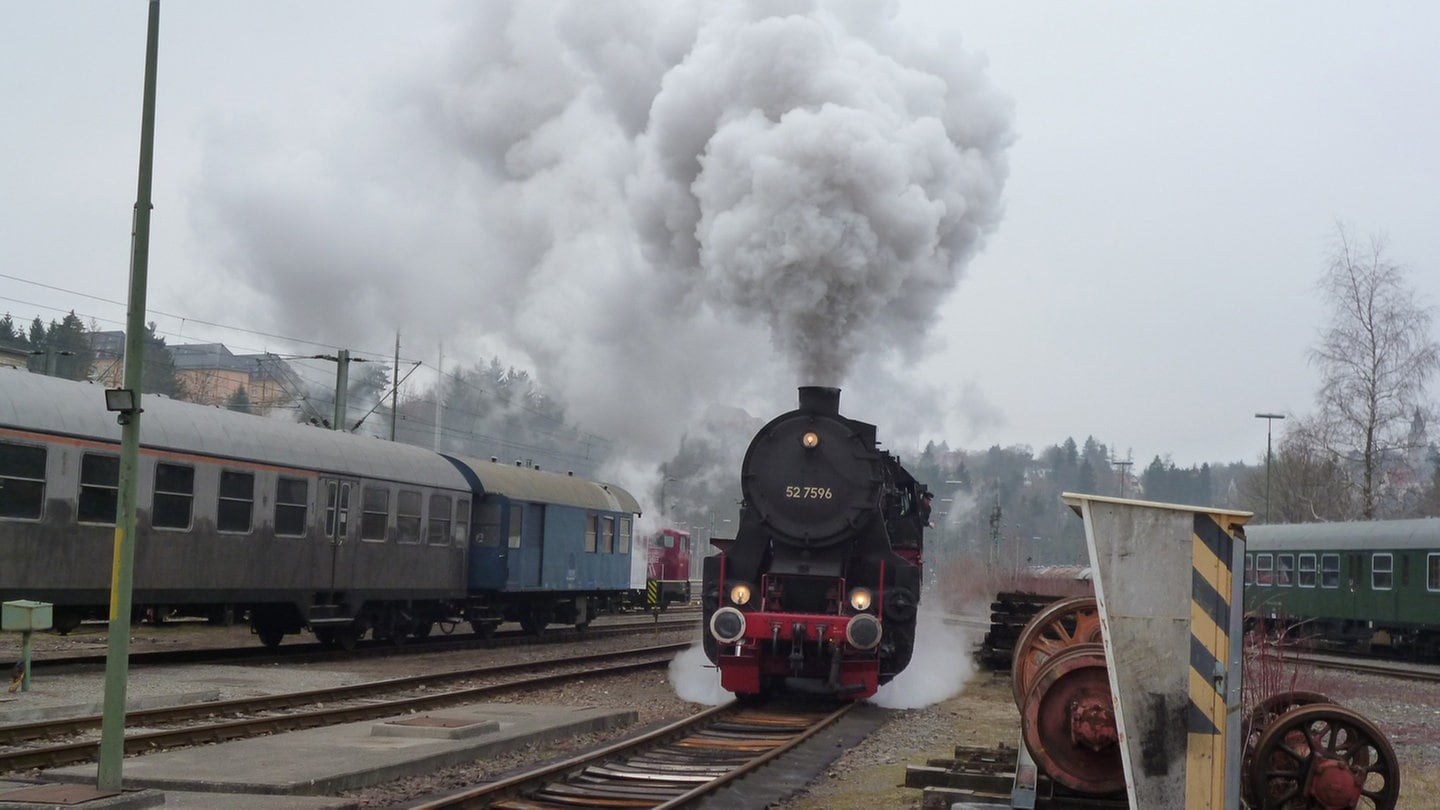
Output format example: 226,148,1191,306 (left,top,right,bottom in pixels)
2,600,53,632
